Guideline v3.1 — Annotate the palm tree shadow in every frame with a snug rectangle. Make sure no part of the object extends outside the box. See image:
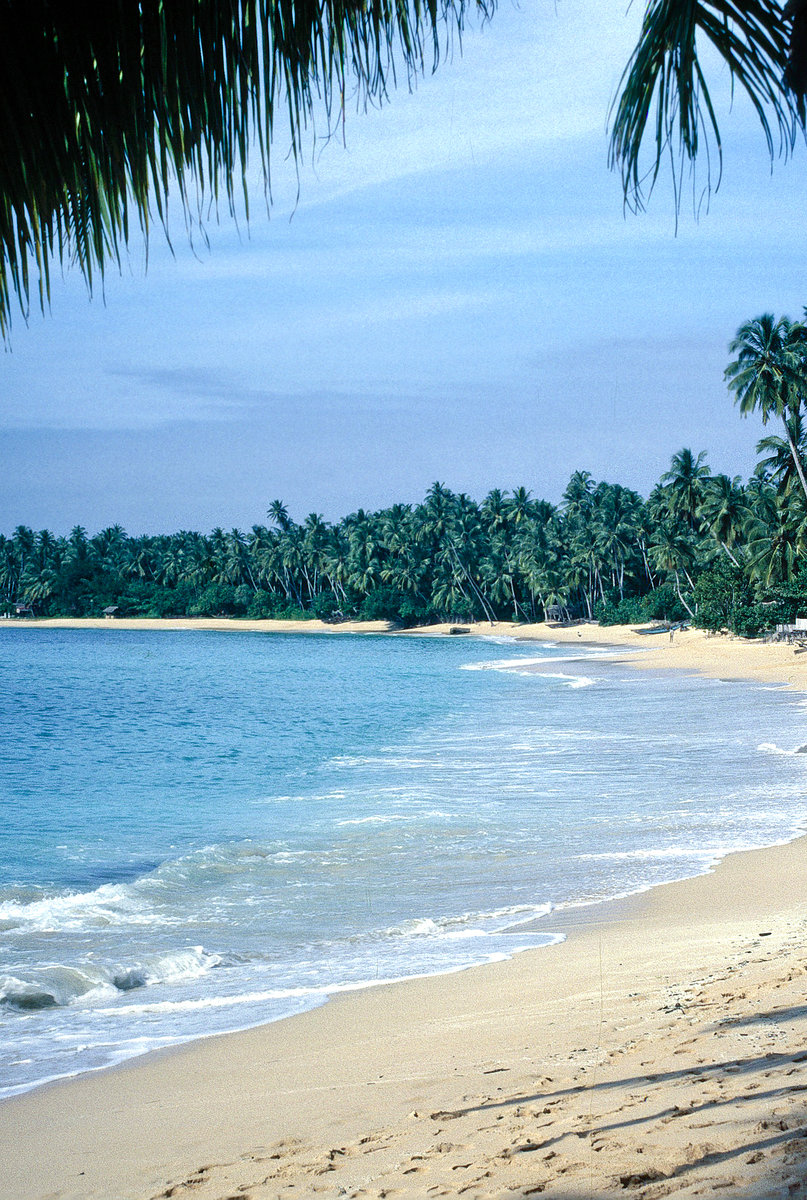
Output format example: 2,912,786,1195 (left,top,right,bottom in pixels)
434,1046,807,1197
452,1047,807,1119
714,1001,807,1030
